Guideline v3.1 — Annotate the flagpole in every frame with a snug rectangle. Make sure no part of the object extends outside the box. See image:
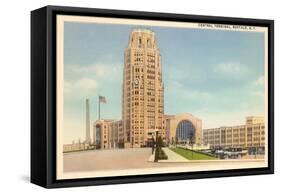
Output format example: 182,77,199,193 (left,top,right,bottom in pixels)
98,96,100,120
